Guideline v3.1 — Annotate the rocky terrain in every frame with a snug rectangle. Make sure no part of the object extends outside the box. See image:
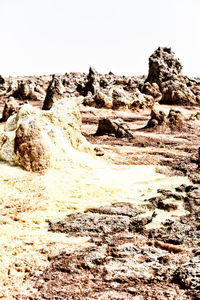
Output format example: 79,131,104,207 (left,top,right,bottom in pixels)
0,47,200,299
